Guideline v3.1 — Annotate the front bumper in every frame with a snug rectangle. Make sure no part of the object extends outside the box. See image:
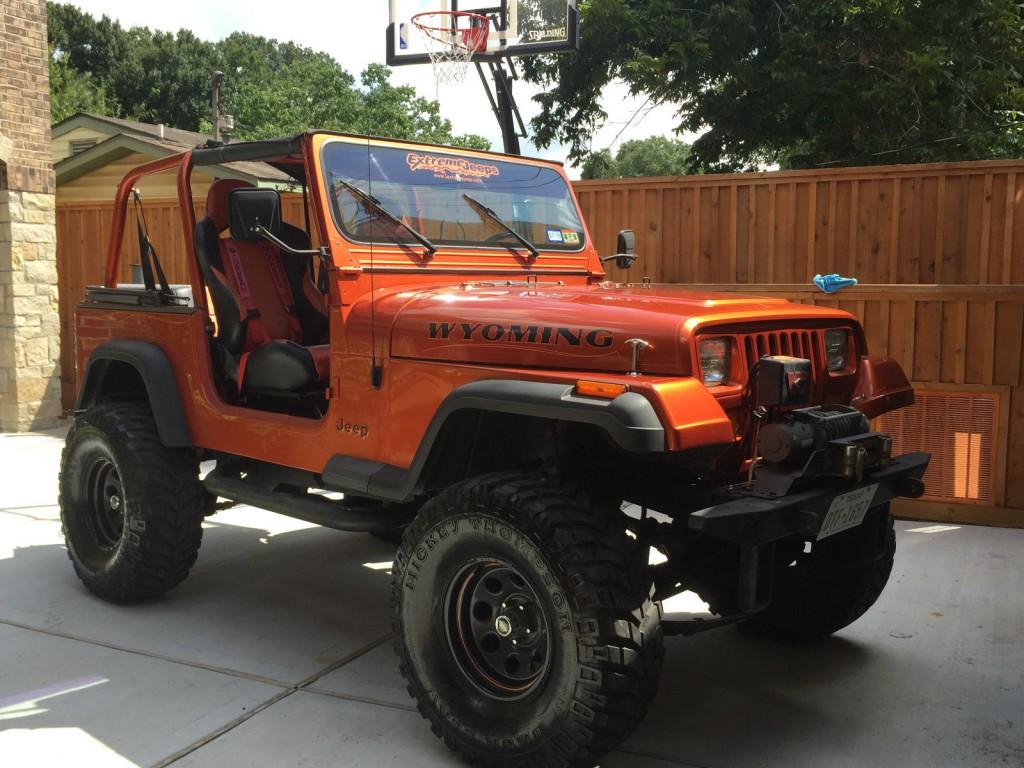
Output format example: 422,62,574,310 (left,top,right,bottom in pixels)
689,451,931,547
